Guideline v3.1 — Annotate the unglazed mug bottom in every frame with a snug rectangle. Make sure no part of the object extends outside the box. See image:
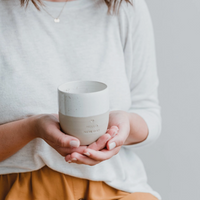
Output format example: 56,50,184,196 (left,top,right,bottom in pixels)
59,111,109,145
